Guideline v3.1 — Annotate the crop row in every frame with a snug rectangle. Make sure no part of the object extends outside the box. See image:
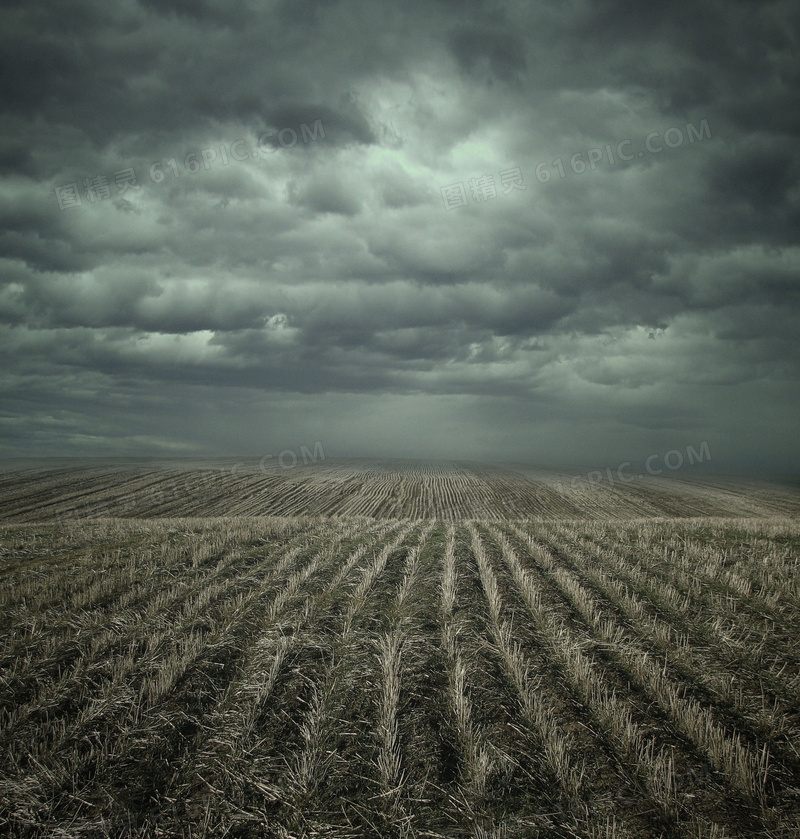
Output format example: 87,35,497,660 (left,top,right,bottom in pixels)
0,517,798,838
